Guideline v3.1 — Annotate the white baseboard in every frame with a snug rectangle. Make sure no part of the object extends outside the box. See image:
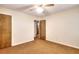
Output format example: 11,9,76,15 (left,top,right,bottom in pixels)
48,40,79,49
